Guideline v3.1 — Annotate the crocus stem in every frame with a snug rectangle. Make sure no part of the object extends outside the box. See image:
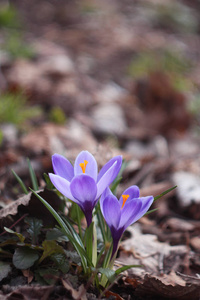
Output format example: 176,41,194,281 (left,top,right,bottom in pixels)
76,204,83,241
85,211,93,227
